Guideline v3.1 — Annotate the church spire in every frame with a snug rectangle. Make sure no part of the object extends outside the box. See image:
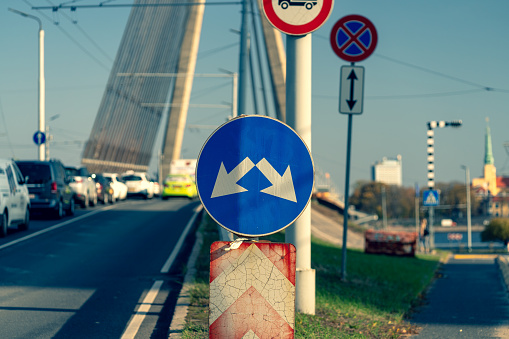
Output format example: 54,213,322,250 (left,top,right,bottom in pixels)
485,117,494,165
